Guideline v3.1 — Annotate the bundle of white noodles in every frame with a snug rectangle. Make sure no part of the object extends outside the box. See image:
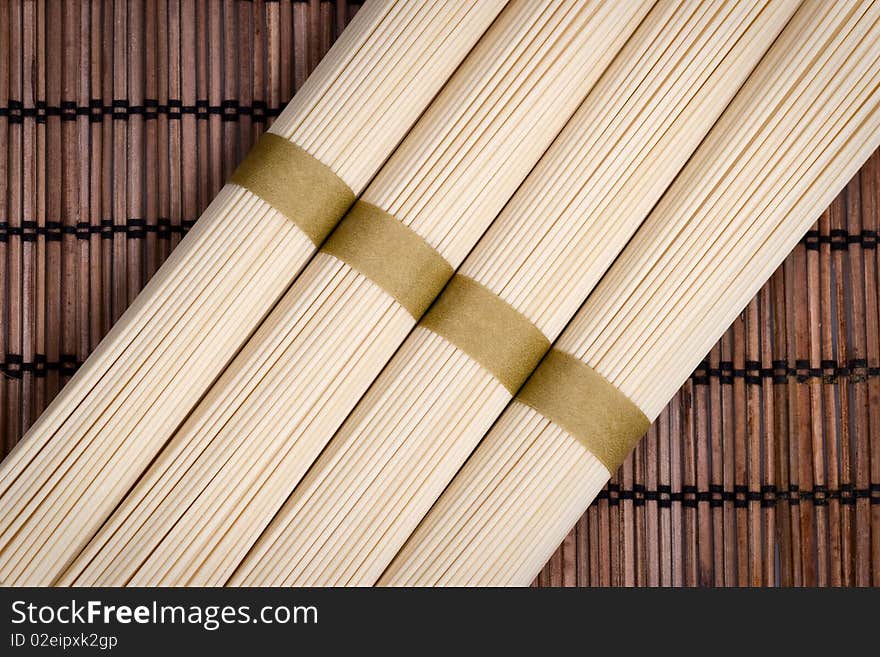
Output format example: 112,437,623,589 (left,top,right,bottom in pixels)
0,0,506,586
63,0,651,587
231,0,798,587
381,0,880,586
